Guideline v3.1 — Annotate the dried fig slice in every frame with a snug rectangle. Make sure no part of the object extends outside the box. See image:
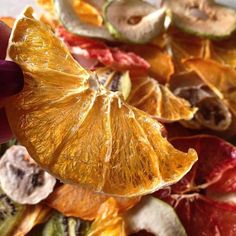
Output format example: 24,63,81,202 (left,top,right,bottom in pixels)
172,72,232,131
195,96,232,131
0,145,56,204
